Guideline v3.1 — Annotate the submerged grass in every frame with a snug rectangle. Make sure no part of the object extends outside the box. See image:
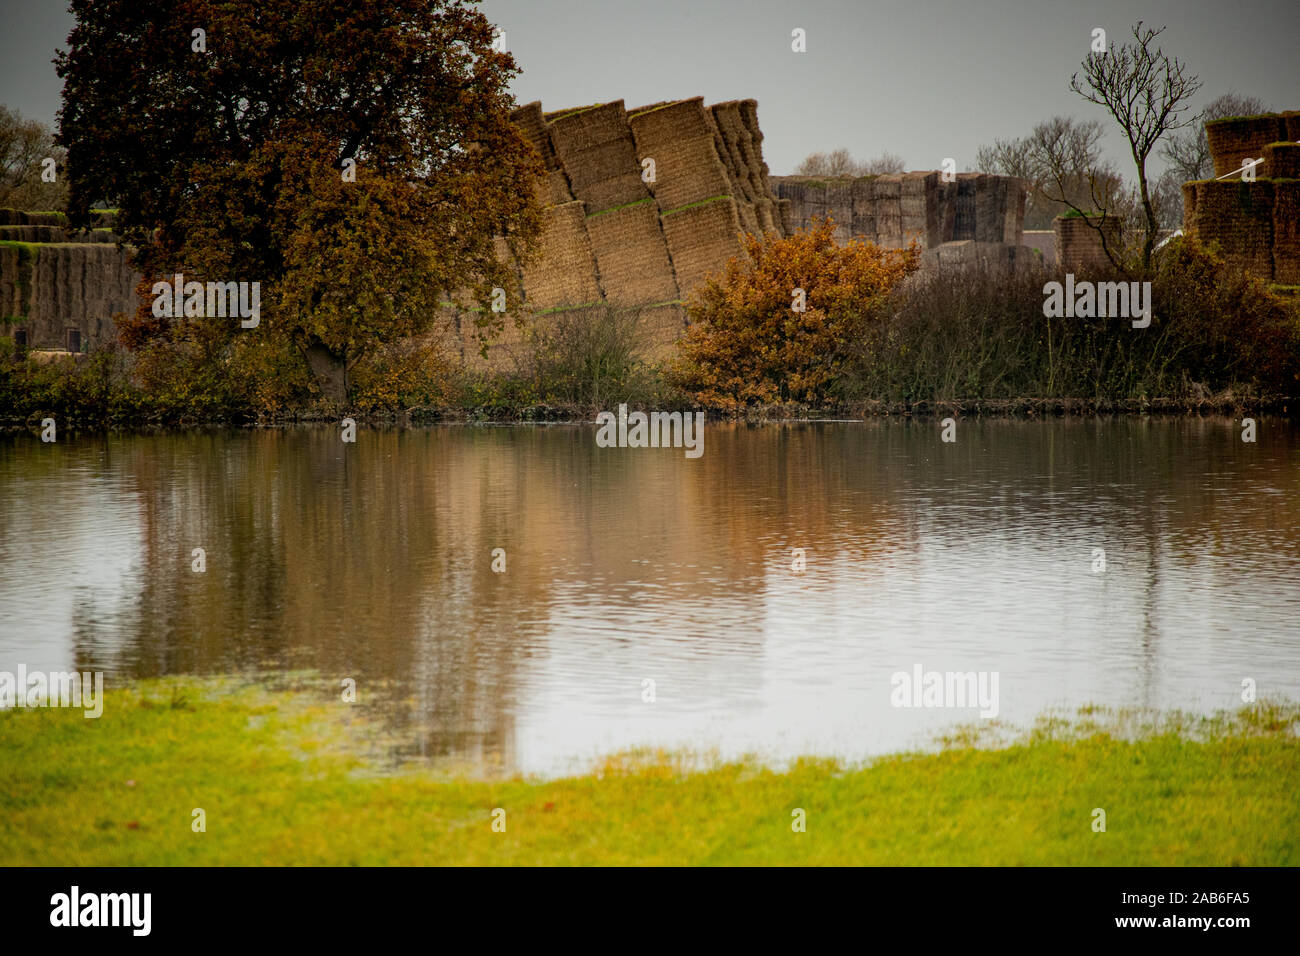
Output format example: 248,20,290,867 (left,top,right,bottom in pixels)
2,680,1297,866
